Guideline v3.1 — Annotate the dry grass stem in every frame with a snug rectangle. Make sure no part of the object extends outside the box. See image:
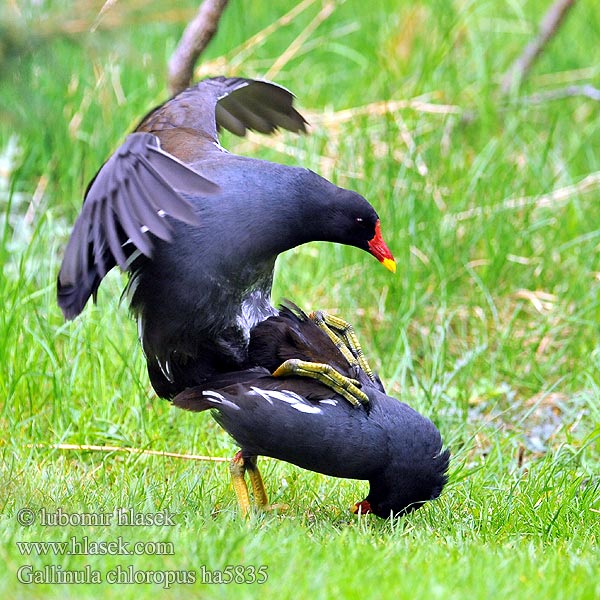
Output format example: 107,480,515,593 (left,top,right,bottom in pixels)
264,1,337,80
446,171,600,224
28,443,230,462
228,0,319,70
312,99,462,125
